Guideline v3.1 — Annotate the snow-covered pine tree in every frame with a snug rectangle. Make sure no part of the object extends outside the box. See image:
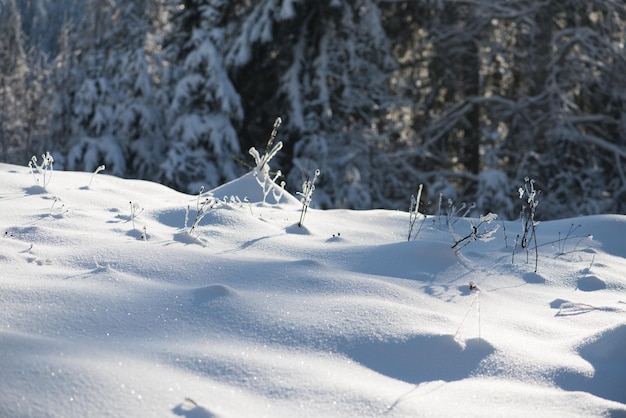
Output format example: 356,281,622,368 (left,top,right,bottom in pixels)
159,0,244,193
22,48,51,160
56,0,125,175
380,0,626,219
17,0,86,55
226,0,406,209
114,47,165,180
49,20,79,167
109,0,165,180
530,1,626,218
51,0,164,178
0,0,28,161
